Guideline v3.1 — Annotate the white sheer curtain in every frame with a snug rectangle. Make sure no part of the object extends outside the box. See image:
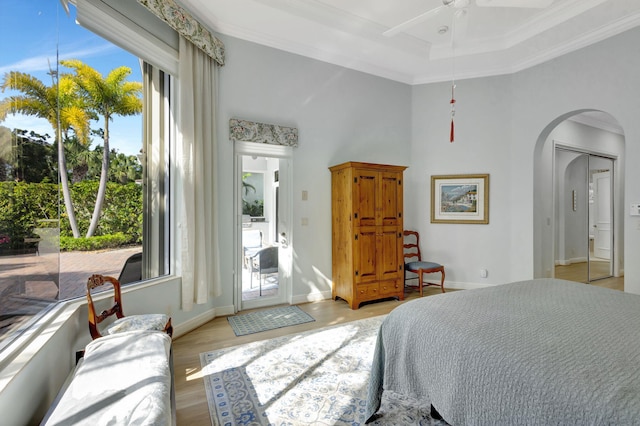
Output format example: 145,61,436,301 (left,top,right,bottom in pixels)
178,35,221,310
